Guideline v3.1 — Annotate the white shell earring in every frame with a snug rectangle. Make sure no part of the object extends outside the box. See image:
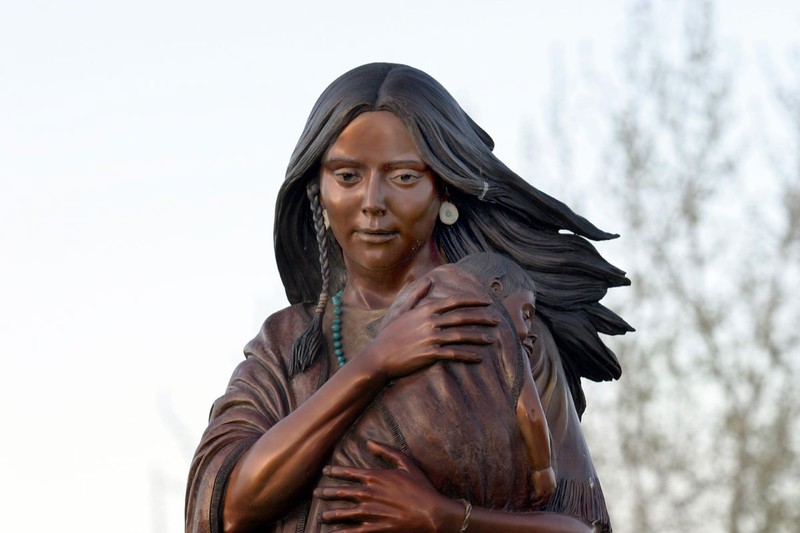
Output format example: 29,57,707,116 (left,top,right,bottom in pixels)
439,201,459,225
322,209,330,229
